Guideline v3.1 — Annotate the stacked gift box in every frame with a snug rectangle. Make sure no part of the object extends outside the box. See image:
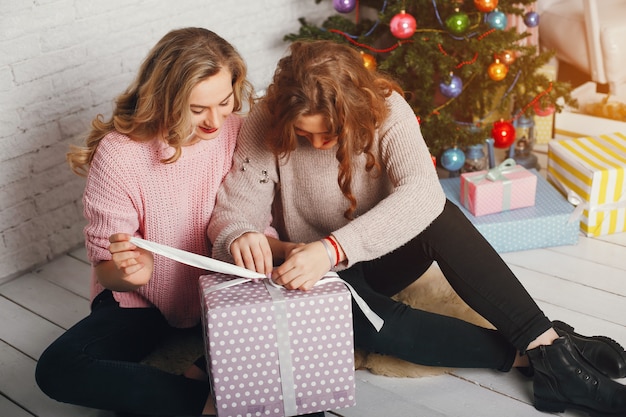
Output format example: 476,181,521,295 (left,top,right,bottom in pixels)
548,132,626,236
459,159,537,217
199,274,356,417
440,167,579,253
